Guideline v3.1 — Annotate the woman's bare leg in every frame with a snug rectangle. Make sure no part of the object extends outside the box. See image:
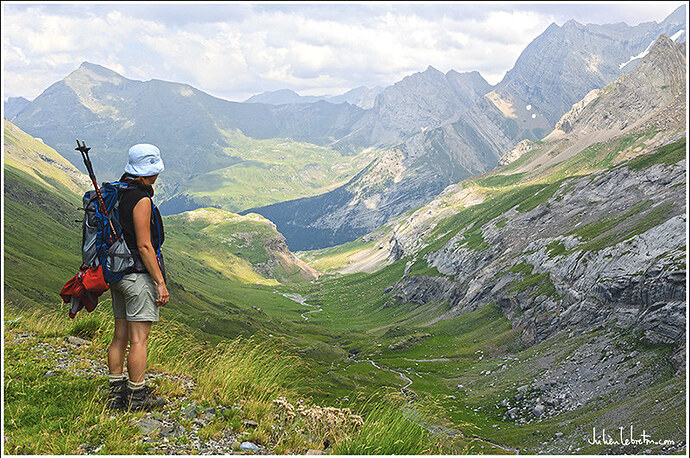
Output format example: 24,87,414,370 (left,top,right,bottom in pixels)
107,318,129,375
127,321,152,383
